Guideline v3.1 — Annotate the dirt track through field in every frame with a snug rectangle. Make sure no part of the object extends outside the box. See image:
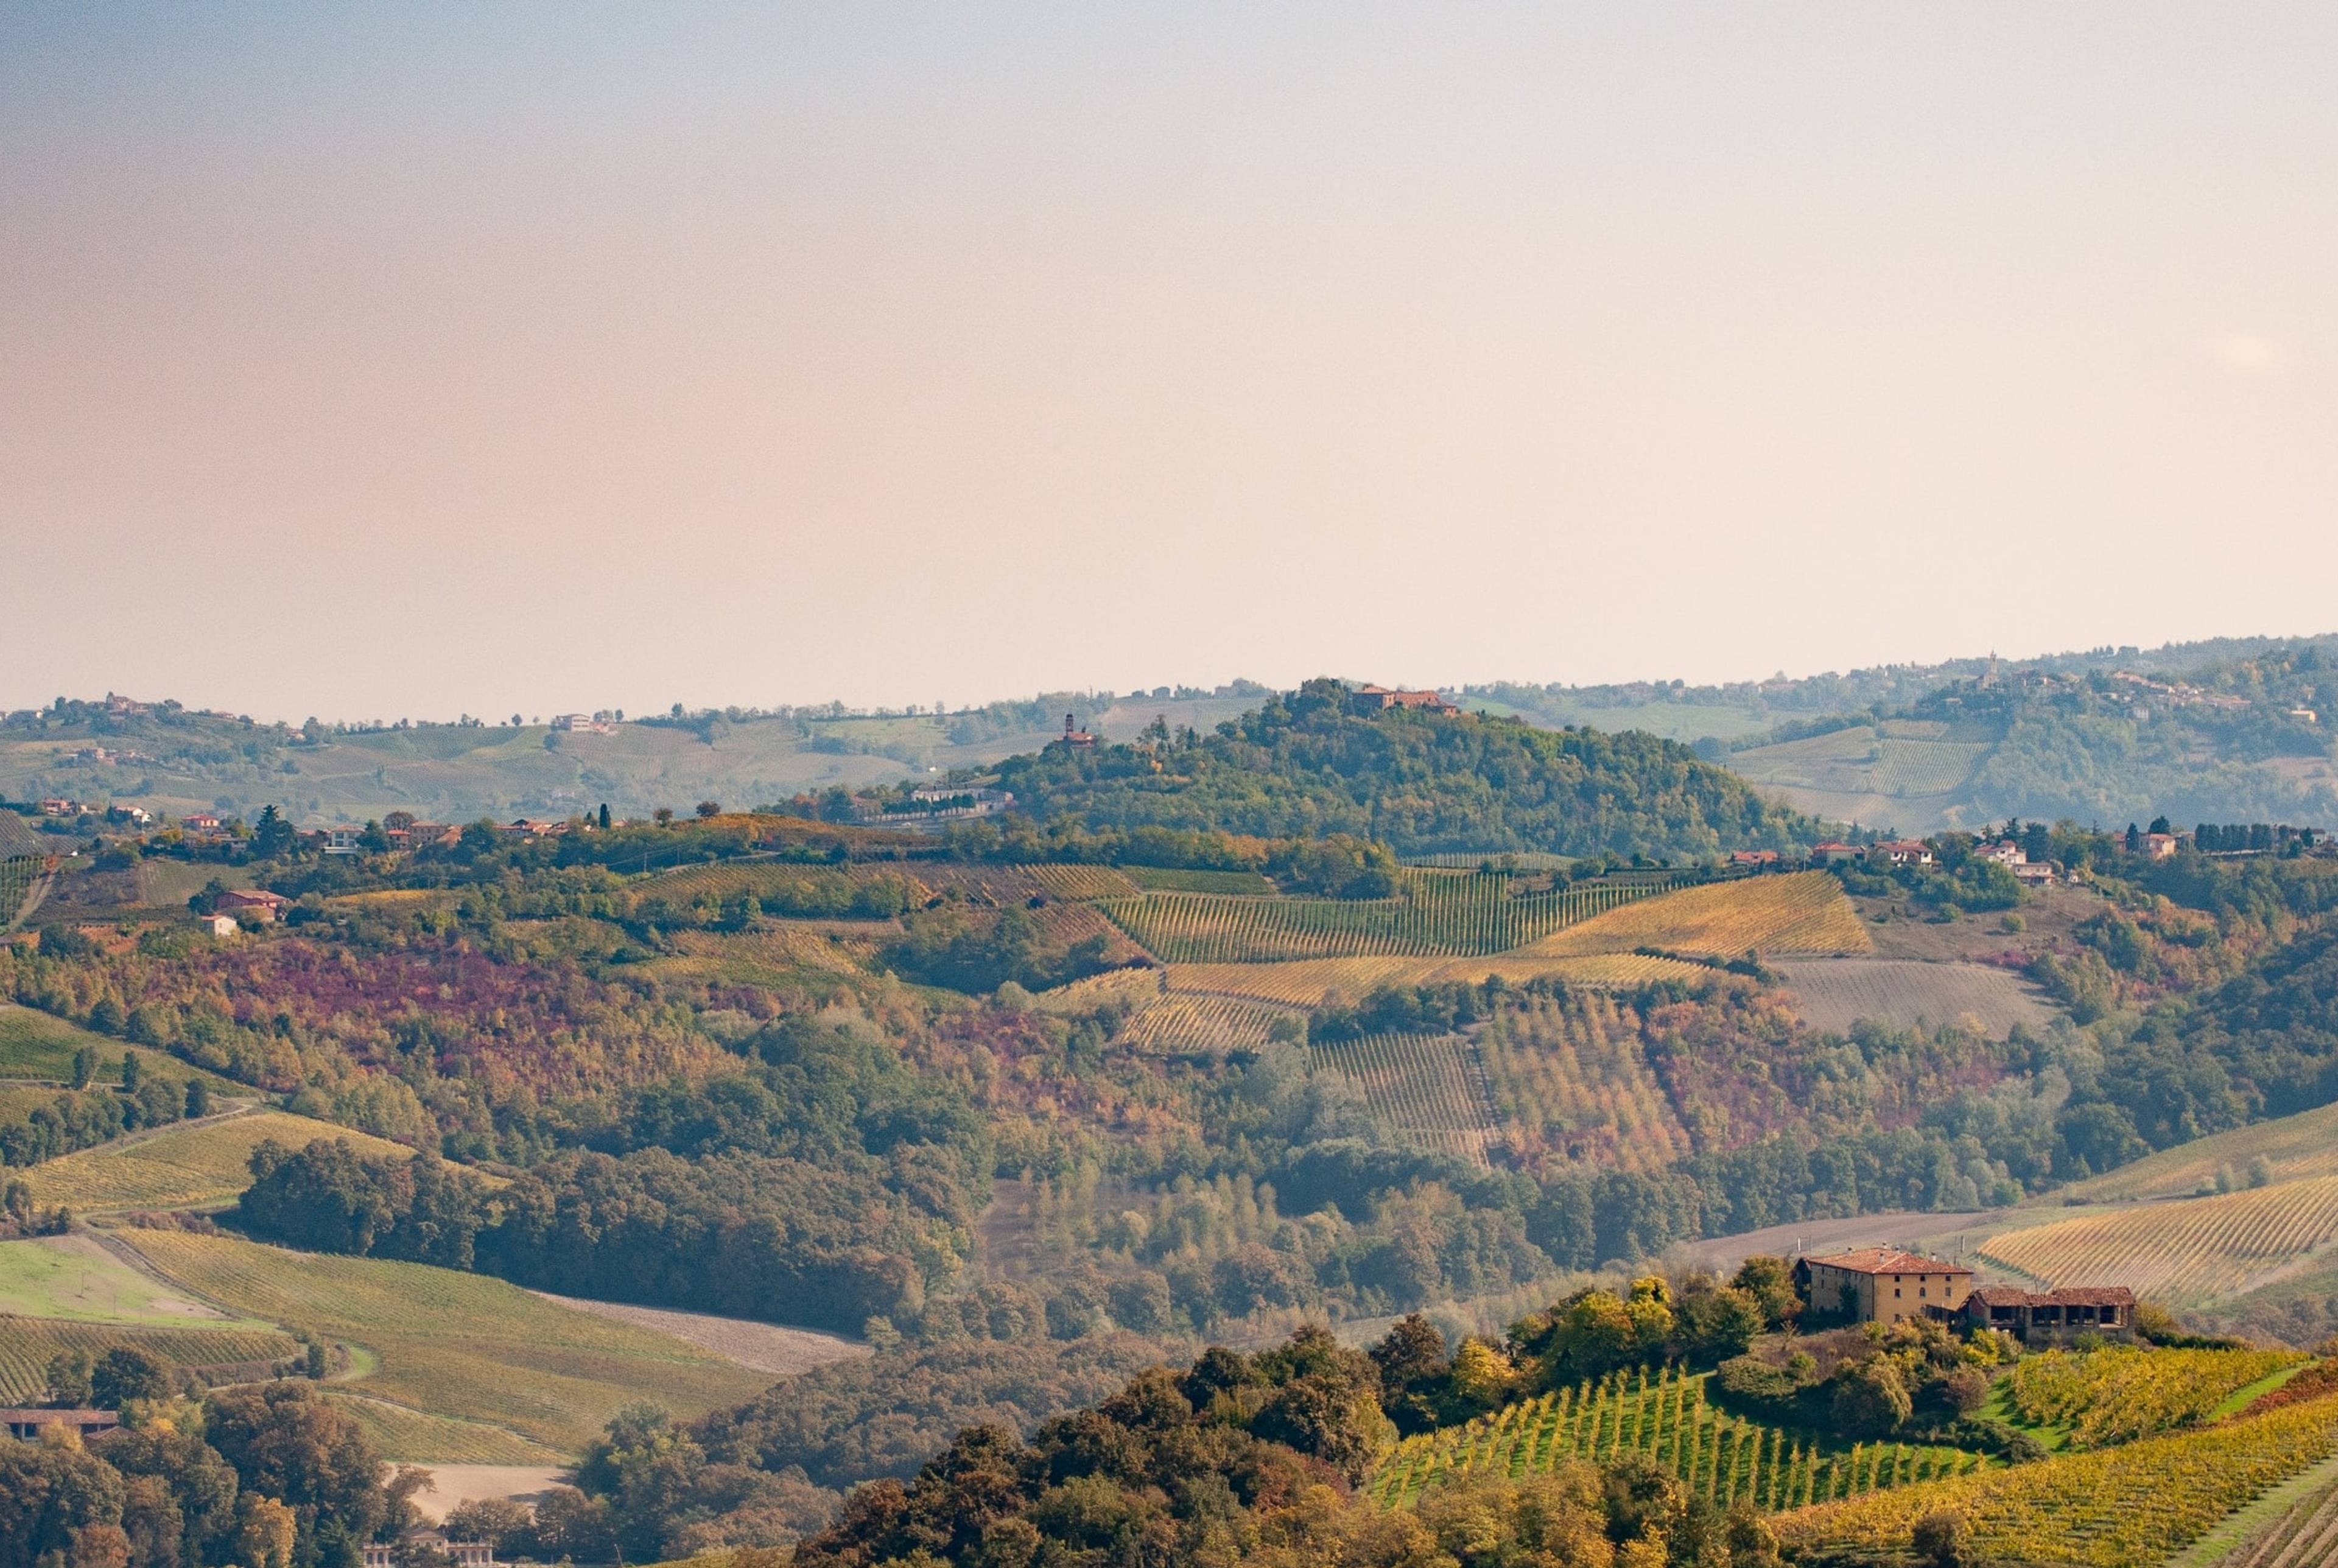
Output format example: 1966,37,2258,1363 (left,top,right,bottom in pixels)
525,1291,869,1376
